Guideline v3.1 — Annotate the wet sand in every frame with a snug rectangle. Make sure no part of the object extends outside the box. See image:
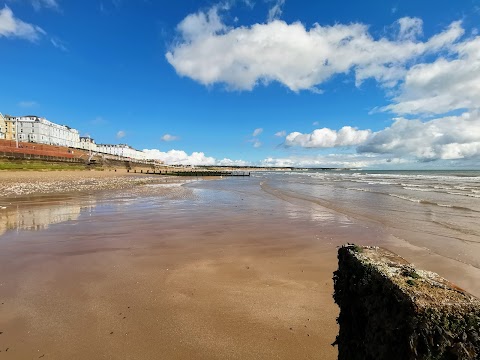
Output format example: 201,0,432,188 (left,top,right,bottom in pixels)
0,179,348,359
